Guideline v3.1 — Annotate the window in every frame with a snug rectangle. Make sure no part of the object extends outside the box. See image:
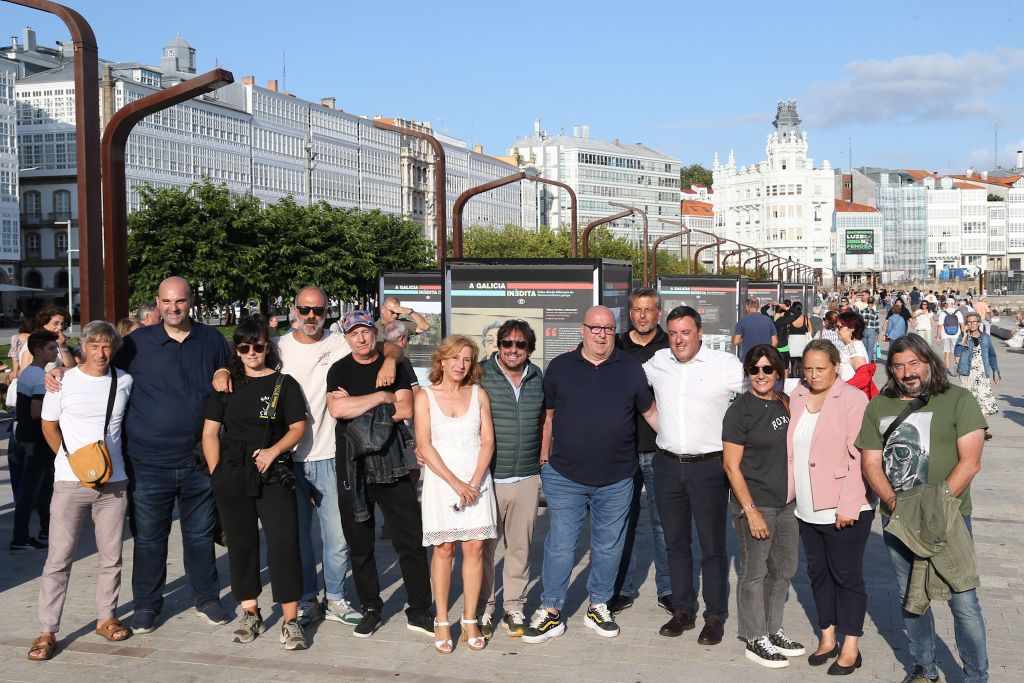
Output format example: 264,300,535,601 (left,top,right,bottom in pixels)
25,270,42,289
55,231,68,254
23,190,41,217
25,232,40,256
52,189,71,219
54,270,69,289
